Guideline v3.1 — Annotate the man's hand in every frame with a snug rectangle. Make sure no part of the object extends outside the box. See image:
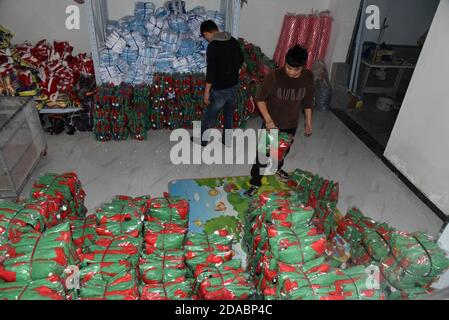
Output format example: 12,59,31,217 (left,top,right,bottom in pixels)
204,92,210,105
304,121,313,137
265,120,277,130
